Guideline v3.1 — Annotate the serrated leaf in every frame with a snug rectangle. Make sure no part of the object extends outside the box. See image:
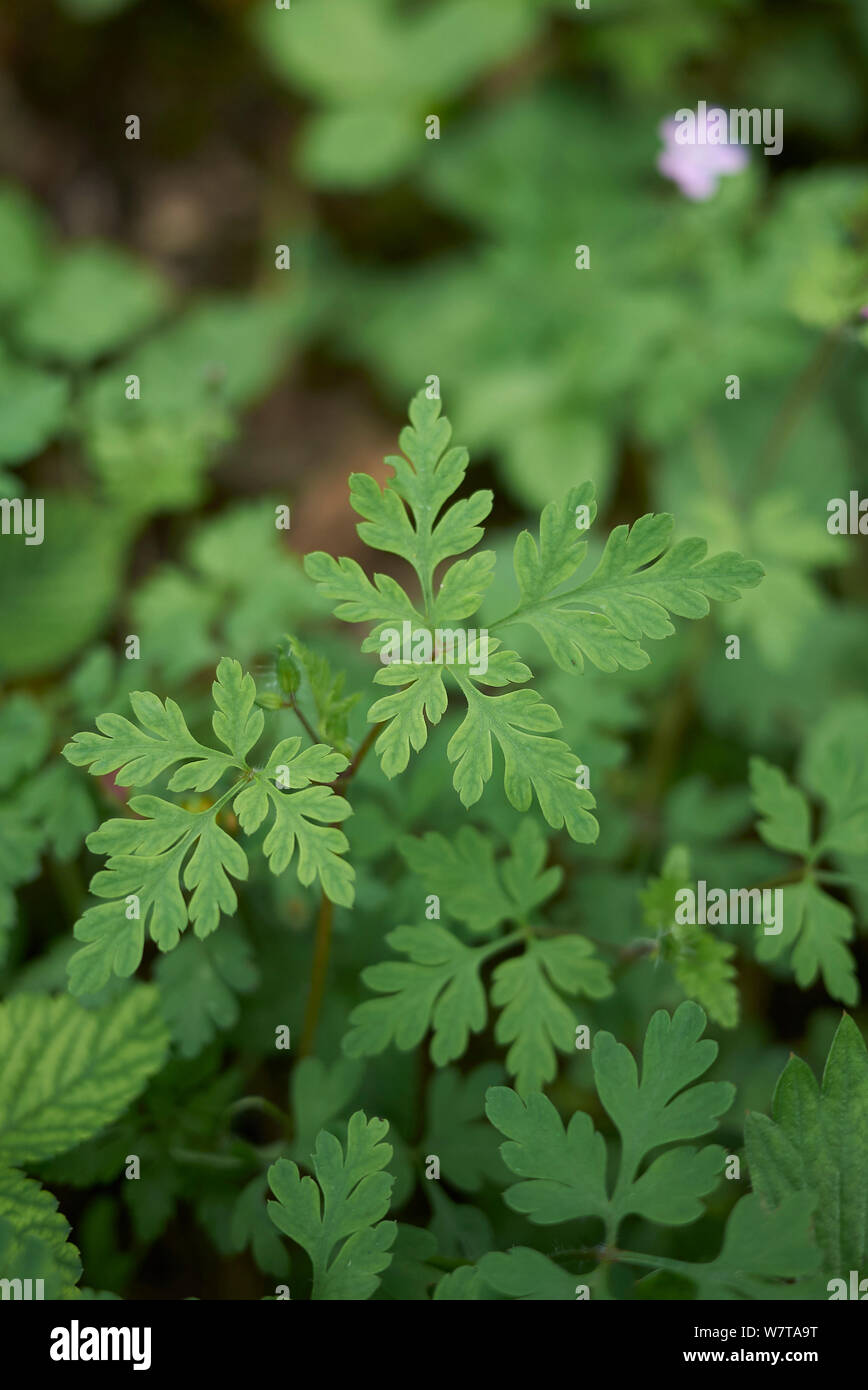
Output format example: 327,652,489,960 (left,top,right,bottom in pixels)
63,662,354,989
642,846,739,1028
749,758,812,856
504,492,763,672
0,1168,82,1299
745,1012,868,1280
486,1002,733,1241
343,924,489,1066
400,820,561,936
492,937,613,1094
344,917,611,1089
68,795,249,993
267,1110,396,1300
0,988,168,1165
448,680,598,842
